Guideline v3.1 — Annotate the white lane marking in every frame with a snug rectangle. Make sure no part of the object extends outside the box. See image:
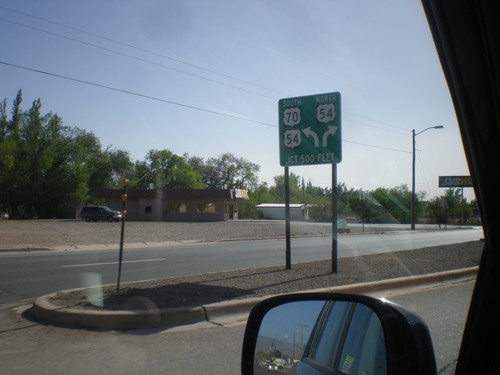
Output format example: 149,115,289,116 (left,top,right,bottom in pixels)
61,258,166,268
